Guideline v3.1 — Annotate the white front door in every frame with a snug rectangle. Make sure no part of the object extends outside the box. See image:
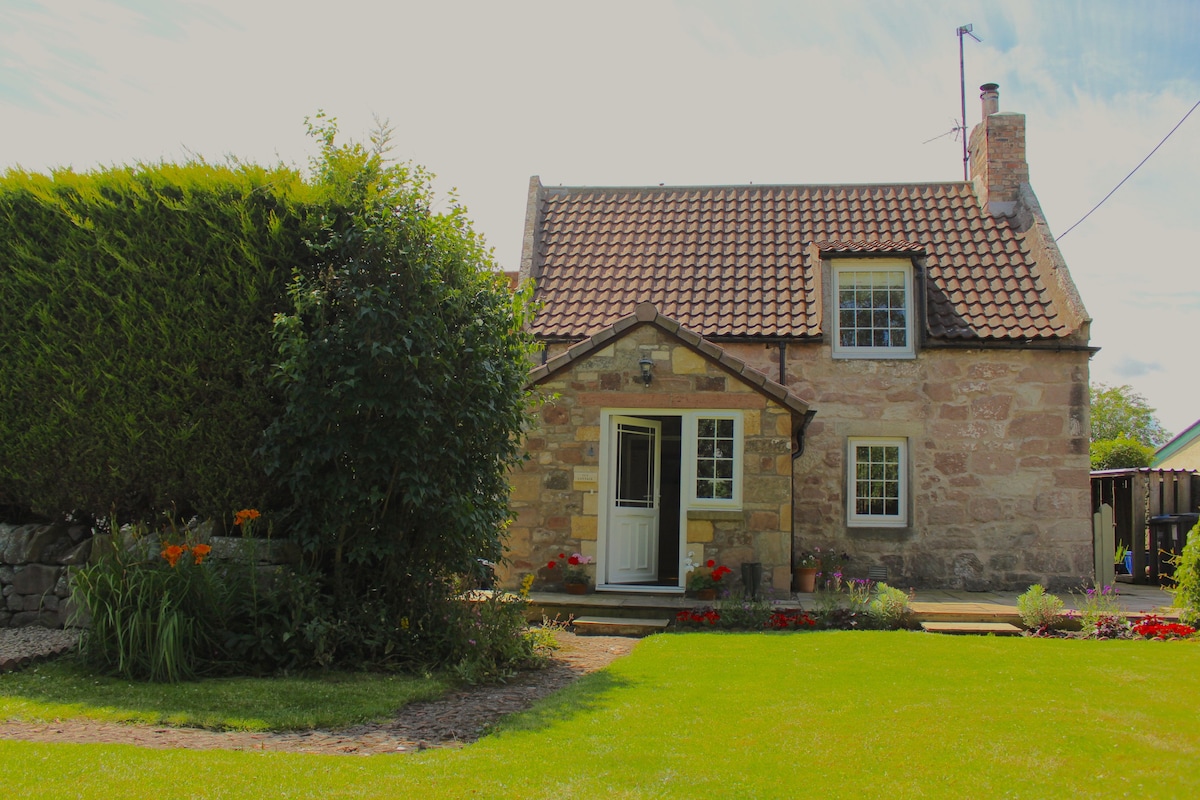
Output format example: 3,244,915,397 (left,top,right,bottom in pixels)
606,416,661,584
